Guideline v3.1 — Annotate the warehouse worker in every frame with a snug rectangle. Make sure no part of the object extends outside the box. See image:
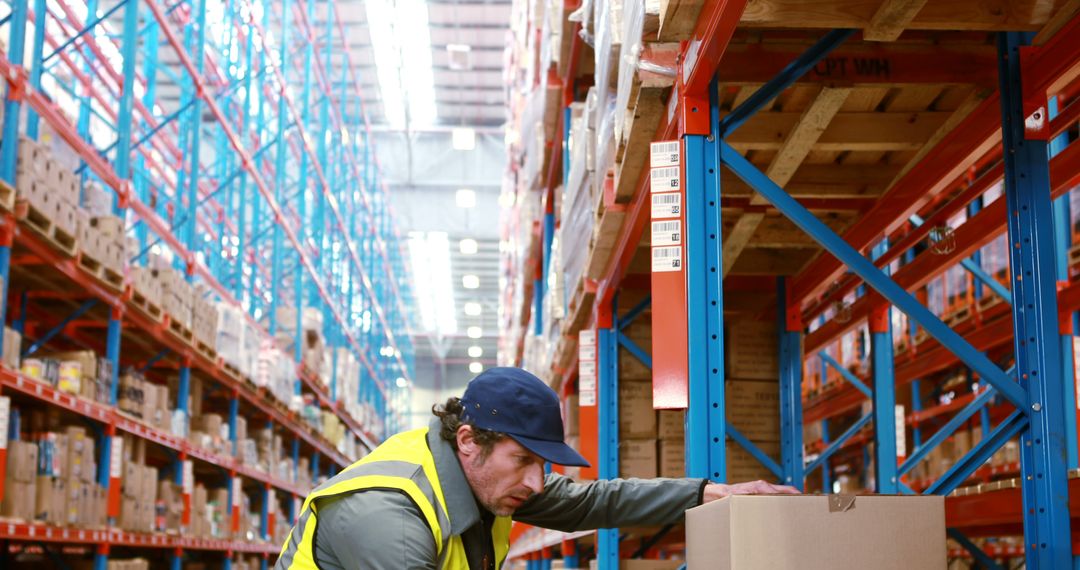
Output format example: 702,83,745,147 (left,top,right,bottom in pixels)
276,367,798,569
